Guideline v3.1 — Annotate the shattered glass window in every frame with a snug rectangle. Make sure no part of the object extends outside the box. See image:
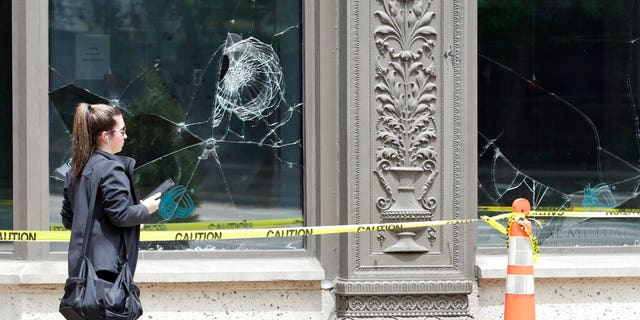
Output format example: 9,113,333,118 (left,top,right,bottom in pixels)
49,0,304,251
478,1,640,247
